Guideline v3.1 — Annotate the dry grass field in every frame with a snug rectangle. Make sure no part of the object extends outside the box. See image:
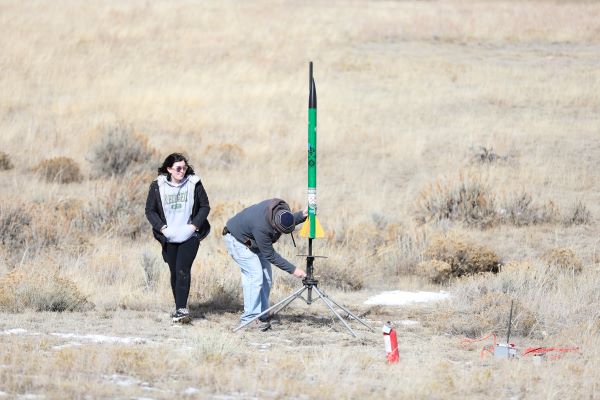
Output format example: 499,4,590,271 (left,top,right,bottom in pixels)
1,0,599,398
